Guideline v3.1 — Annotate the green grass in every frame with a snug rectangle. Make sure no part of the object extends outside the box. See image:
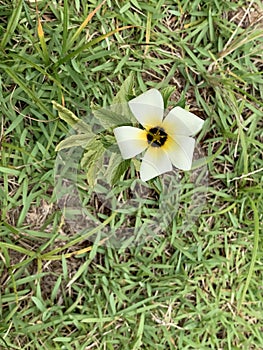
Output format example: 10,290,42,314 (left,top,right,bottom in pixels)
0,0,263,349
